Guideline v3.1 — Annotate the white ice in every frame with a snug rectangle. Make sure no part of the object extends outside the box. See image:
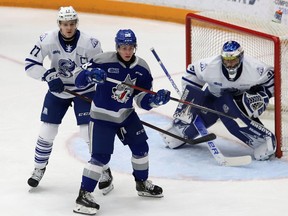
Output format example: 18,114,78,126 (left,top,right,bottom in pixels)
1,6,288,216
